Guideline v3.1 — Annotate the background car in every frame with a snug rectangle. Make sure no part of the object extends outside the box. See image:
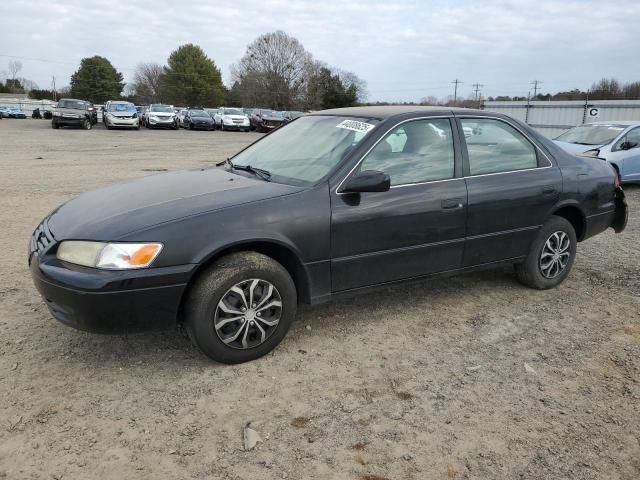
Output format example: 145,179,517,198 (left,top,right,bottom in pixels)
250,109,286,132
146,104,178,129
554,121,640,184
136,106,148,126
184,109,215,130
283,111,304,122
104,101,140,130
5,107,27,119
0,106,11,118
51,98,95,130
177,109,189,128
214,107,251,131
